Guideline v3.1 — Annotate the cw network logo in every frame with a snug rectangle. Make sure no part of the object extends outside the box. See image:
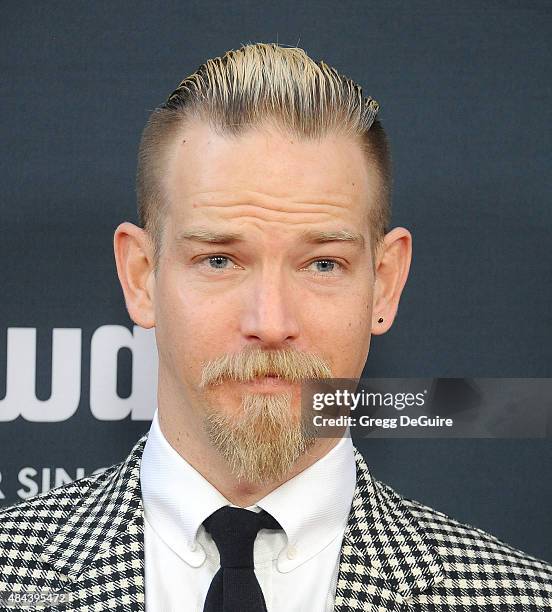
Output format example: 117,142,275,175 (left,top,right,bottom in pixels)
0,326,158,422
